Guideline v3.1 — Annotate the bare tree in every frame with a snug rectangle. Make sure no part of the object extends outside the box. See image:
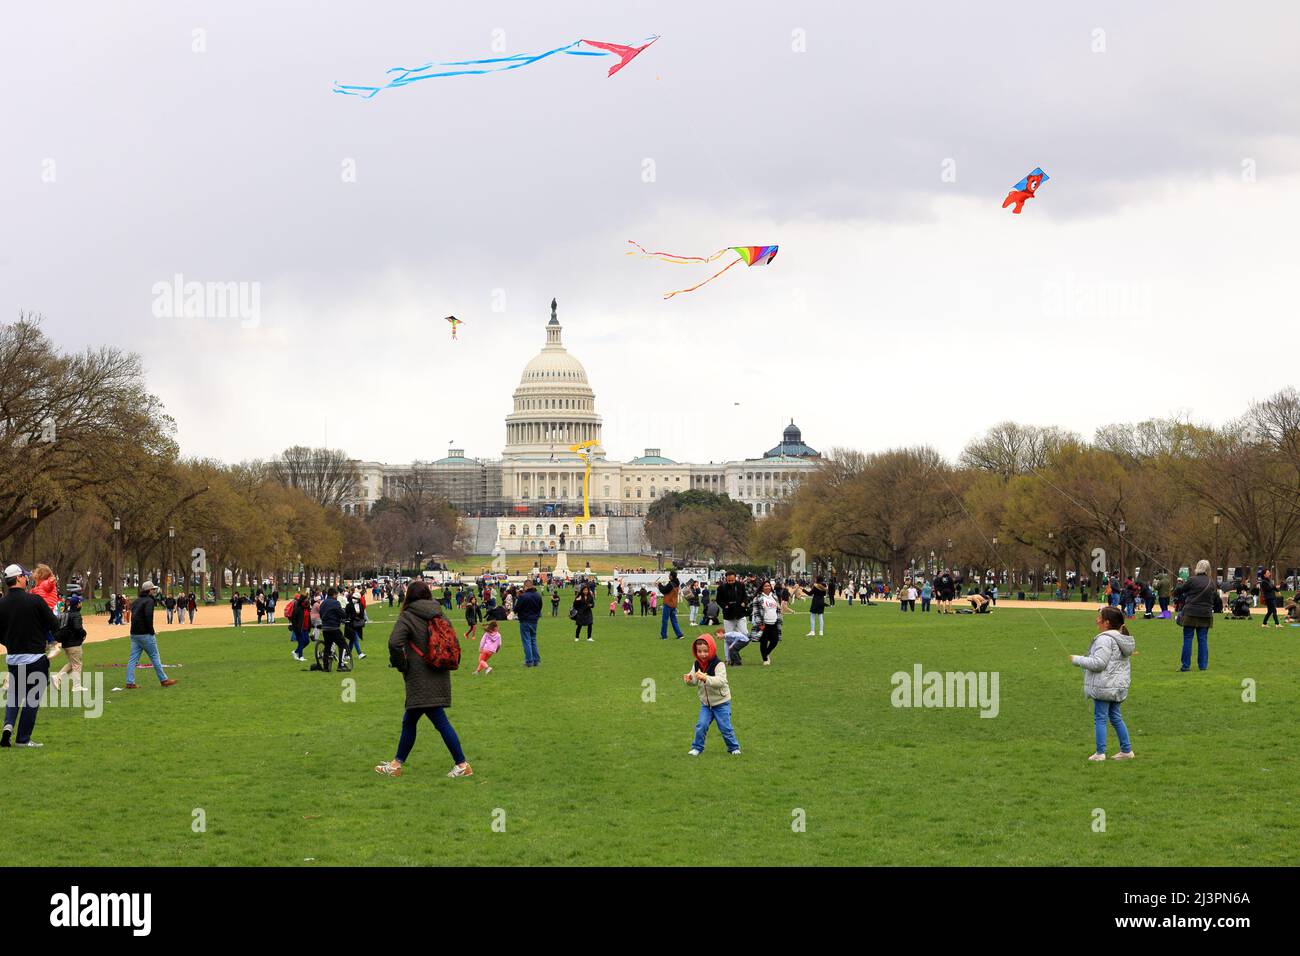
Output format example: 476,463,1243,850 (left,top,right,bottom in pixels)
270,446,360,510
